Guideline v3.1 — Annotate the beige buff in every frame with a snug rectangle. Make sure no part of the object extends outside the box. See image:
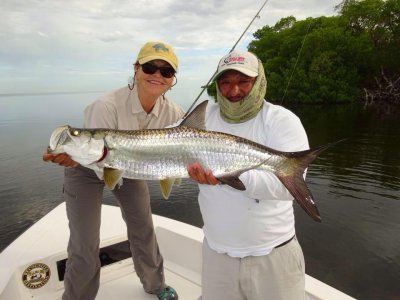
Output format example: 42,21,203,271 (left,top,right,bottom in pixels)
217,61,267,123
